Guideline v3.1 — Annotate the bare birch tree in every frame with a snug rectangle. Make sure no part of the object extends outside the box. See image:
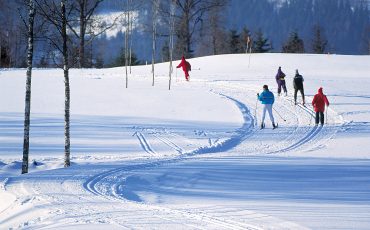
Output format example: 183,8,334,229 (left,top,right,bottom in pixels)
168,0,175,90
170,0,226,58
35,0,72,167
124,0,130,88
196,0,228,56
129,0,134,74
151,0,159,86
61,0,71,167
22,0,36,174
66,0,120,68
